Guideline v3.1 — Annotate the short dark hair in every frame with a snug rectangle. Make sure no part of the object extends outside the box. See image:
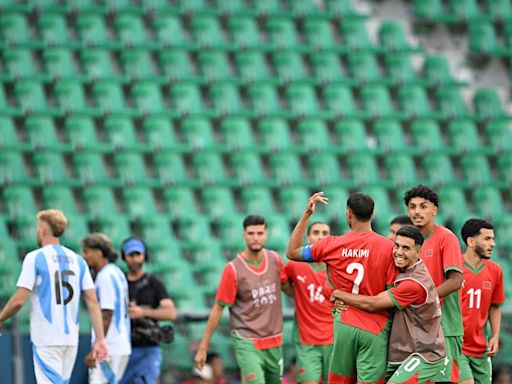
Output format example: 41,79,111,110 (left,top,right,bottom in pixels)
81,233,118,263
460,218,494,245
347,192,374,221
206,352,220,364
308,221,330,235
396,225,424,246
243,215,266,229
404,185,439,207
390,215,413,226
